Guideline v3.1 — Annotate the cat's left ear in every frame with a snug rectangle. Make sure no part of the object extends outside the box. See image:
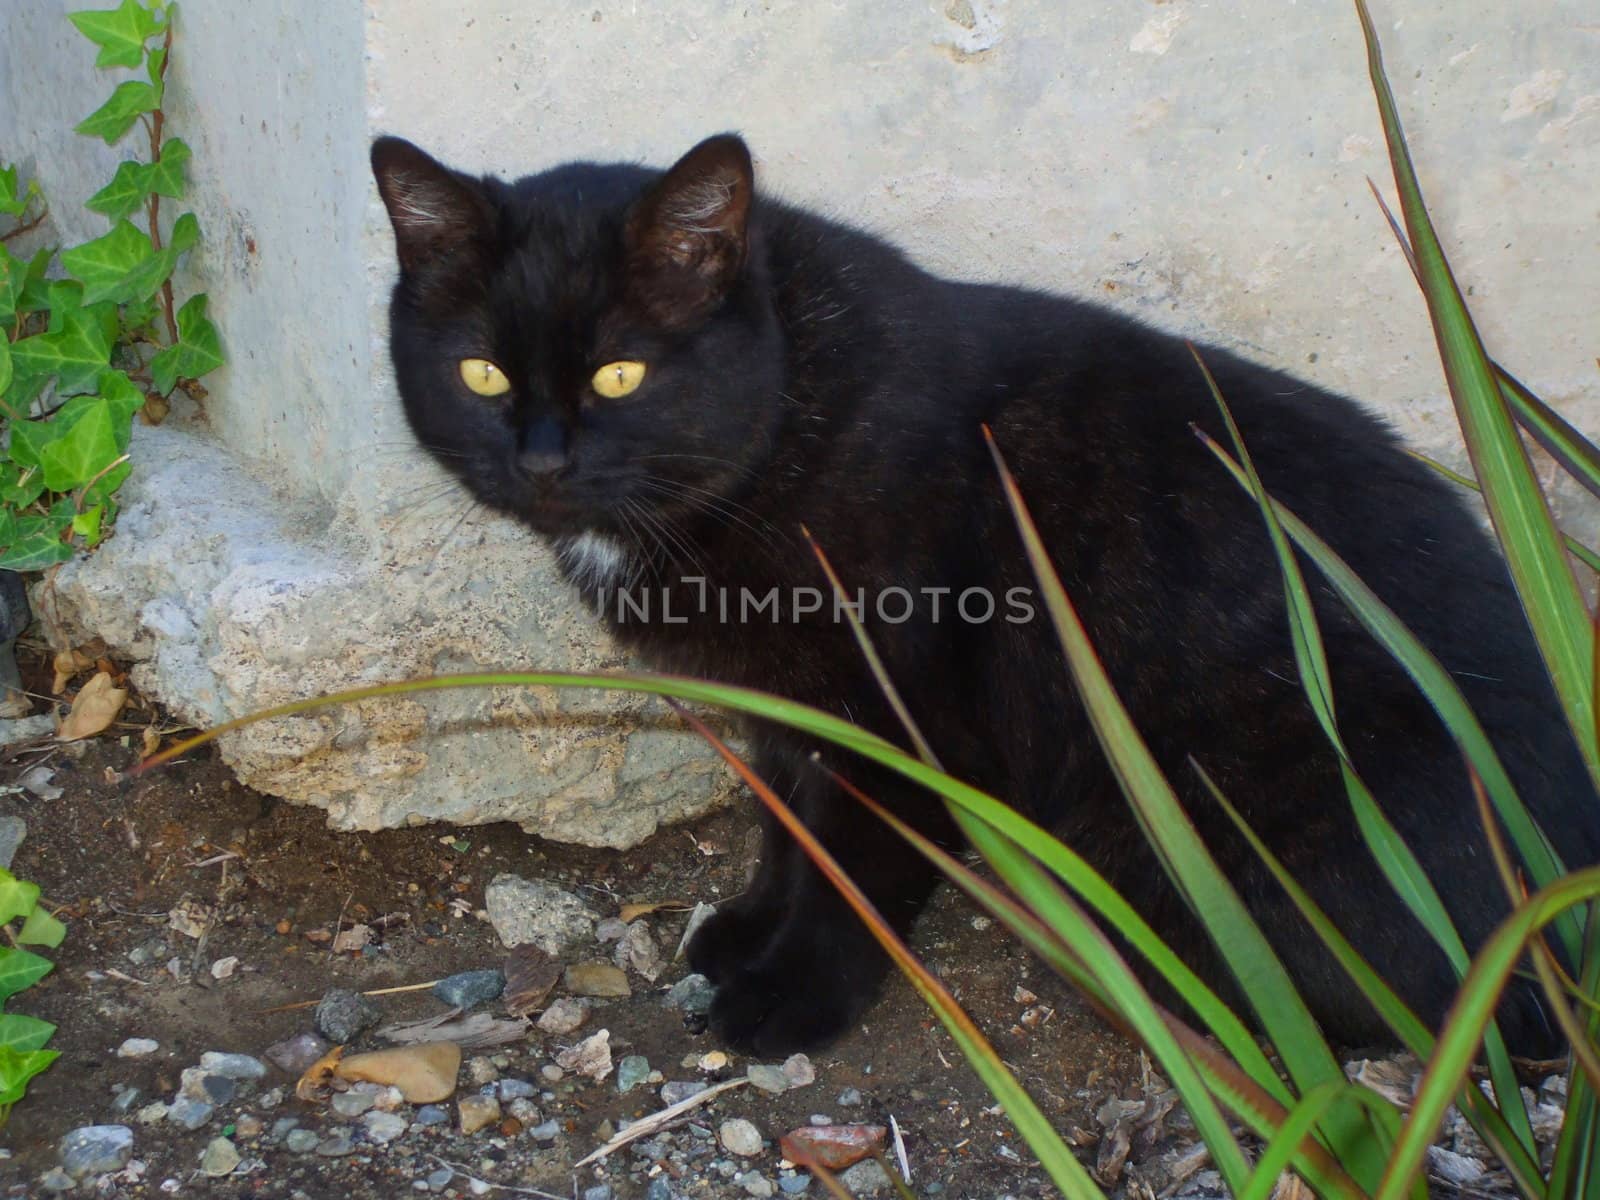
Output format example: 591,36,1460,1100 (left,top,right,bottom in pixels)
626,134,754,326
